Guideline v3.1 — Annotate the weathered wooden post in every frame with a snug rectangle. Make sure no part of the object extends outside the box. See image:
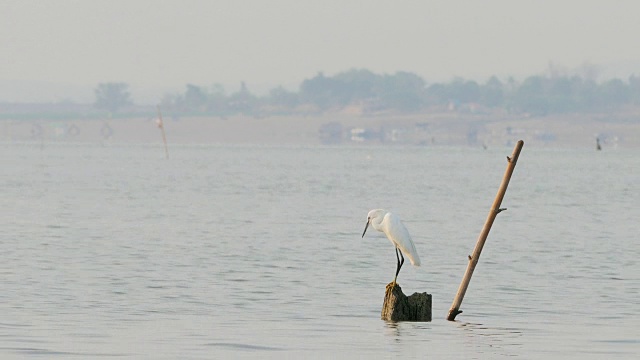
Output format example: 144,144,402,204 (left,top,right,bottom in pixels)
382,283,432,322
156,106,169,159
446,140,524,321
